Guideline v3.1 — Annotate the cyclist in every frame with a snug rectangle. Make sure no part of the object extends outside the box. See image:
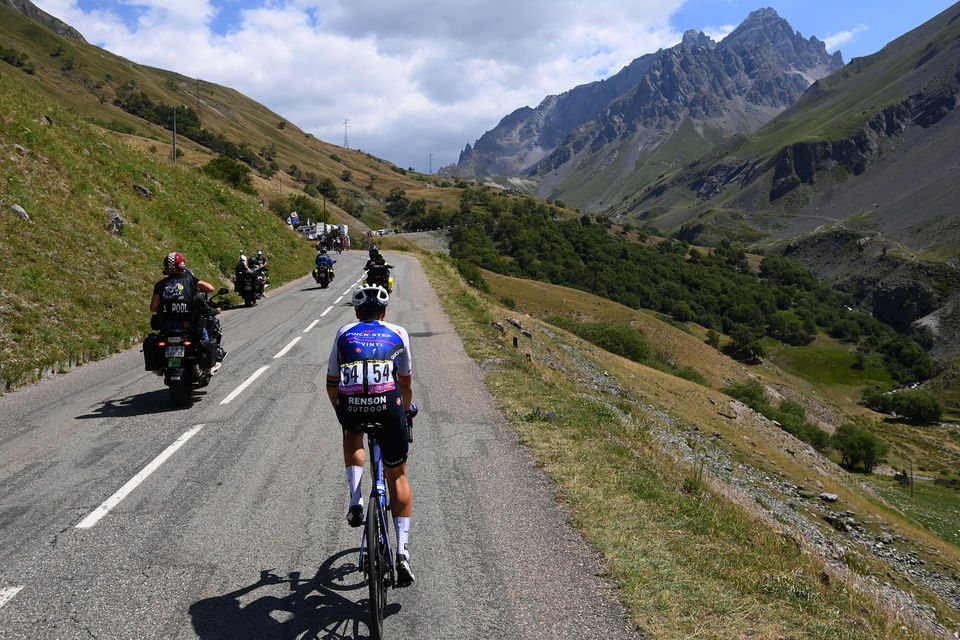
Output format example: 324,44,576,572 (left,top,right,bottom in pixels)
326,284,416,587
